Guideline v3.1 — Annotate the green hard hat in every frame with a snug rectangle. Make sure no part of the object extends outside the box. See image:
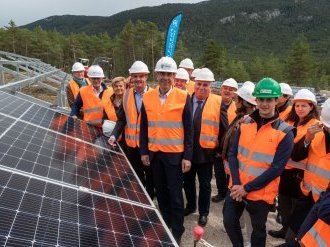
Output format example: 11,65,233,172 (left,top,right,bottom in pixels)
252,77,282,98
